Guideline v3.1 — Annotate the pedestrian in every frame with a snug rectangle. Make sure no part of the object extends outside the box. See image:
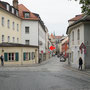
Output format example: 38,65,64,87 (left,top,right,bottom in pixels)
0,55,4,66
78,57,83,70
